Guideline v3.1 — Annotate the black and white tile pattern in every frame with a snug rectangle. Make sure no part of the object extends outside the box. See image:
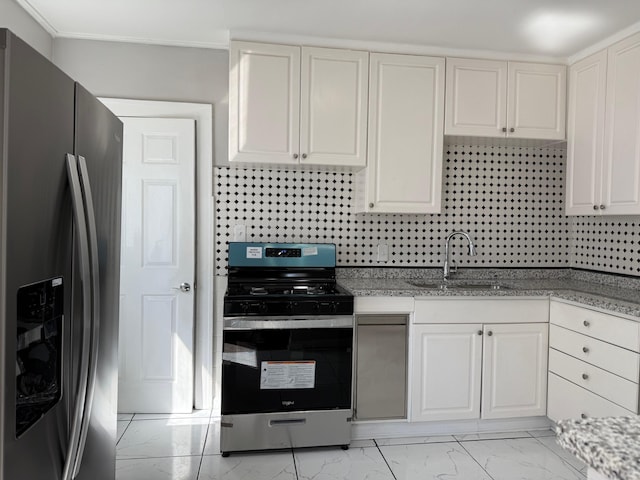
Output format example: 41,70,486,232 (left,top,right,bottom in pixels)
213,144,640,277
